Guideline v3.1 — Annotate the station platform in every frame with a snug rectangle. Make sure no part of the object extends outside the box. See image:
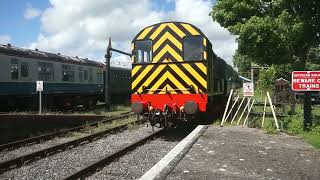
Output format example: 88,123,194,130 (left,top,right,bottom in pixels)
166,126,320,180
